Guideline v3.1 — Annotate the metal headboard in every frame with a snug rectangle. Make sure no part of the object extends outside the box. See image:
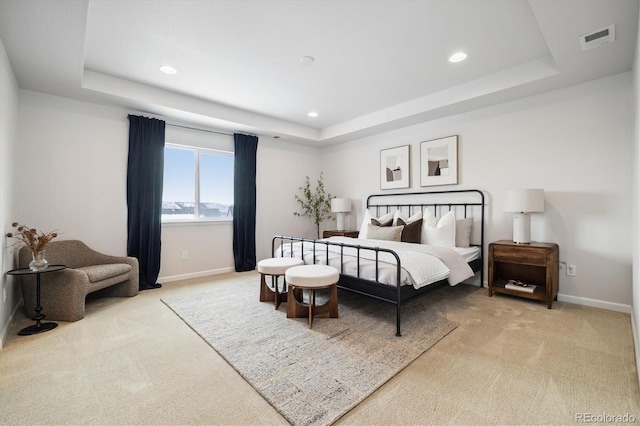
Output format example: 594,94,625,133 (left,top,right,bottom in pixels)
366,189,485,279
